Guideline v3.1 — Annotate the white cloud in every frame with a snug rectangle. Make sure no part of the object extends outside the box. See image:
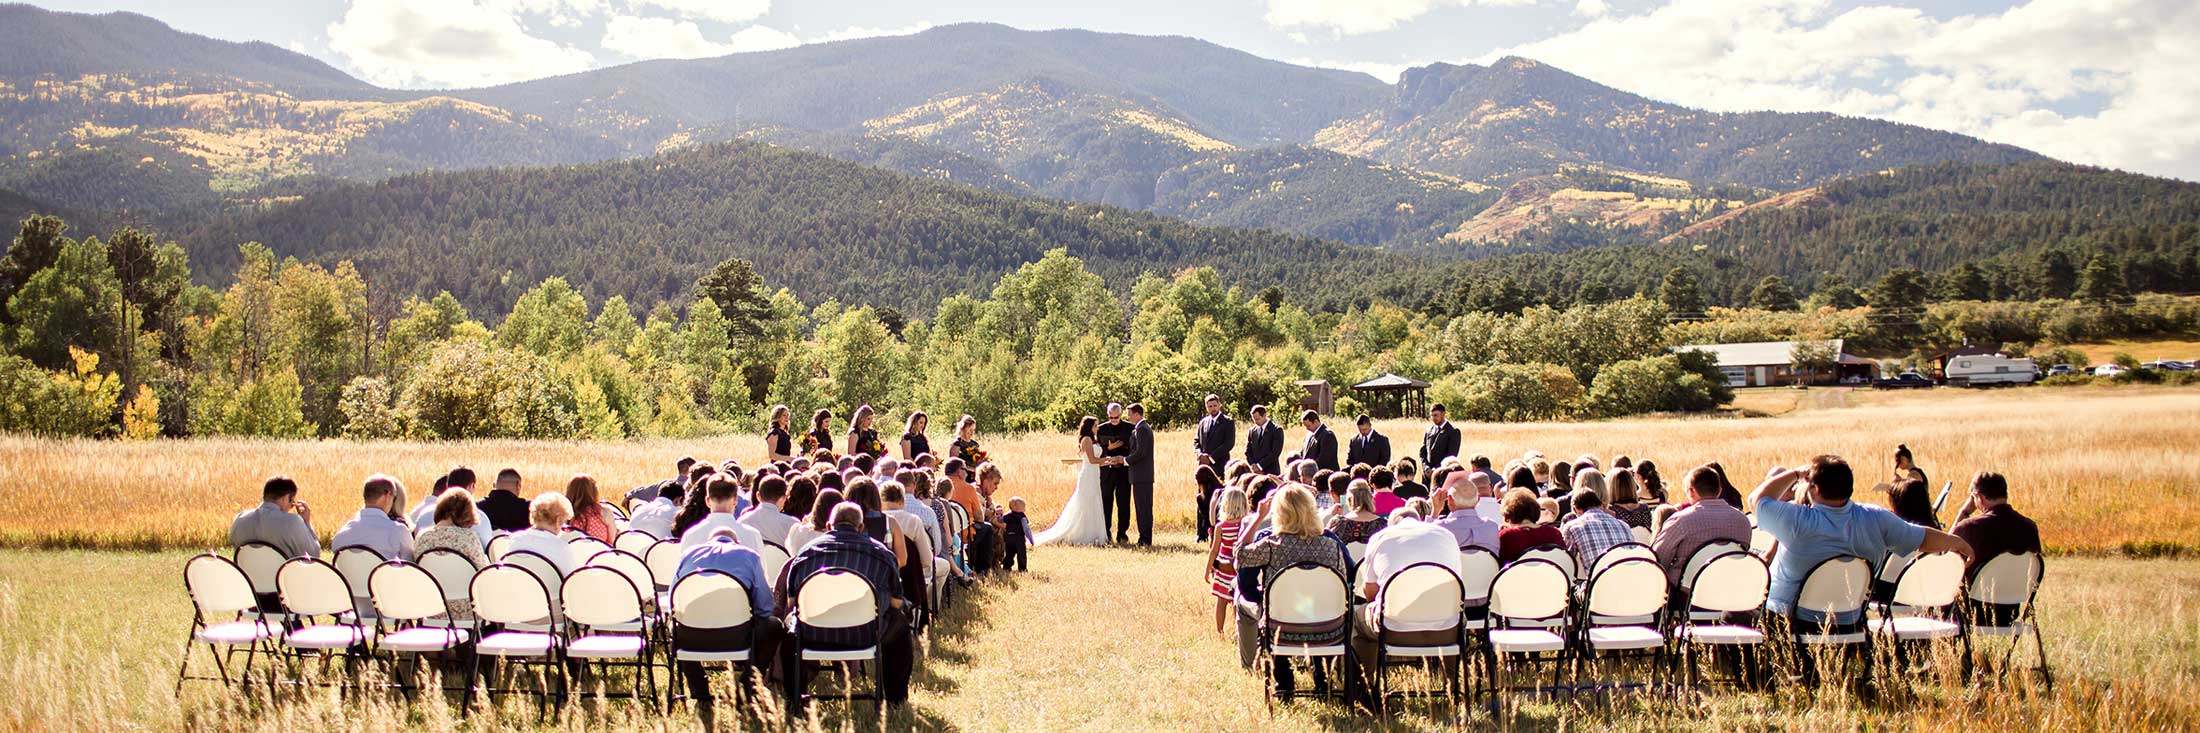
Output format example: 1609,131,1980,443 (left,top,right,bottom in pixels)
1264,0,1547,35
327,0,597,88
726,24,802,53
600,15,734,59
1573,0,1607,18
625,0,769,24
1289,57,1410,83
809,22,937,45
1480,0,2200,180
